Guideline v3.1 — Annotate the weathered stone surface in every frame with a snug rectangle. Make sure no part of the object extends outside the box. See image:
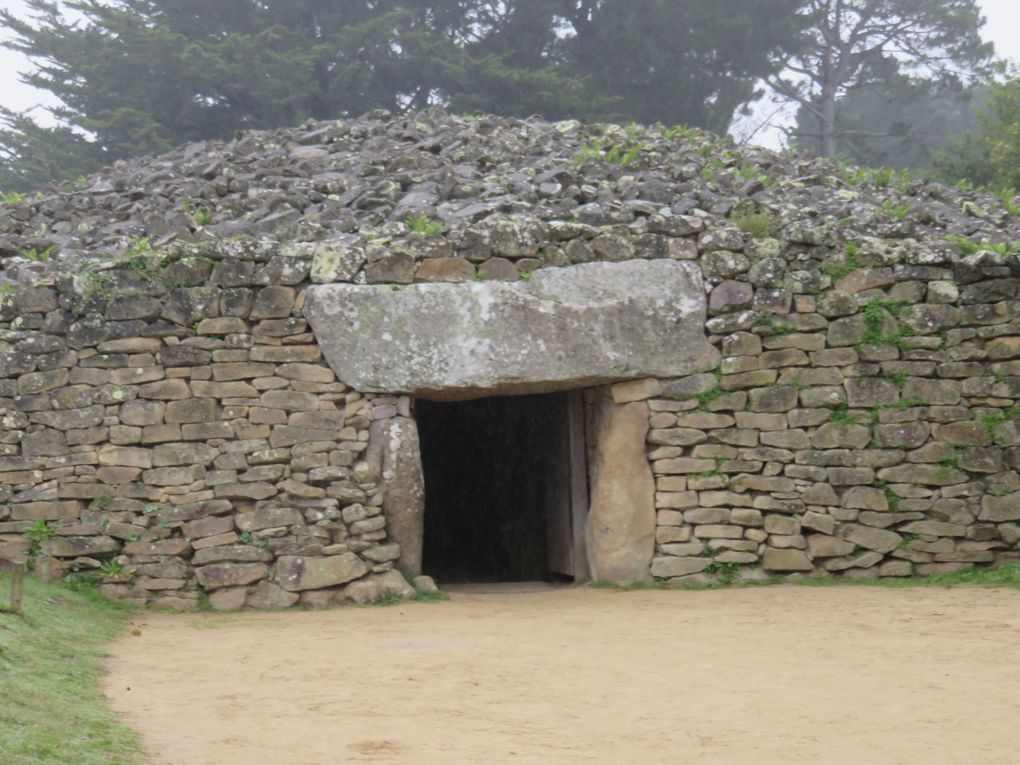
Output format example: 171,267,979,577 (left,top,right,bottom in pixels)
978,493,1020,522
762,548,813,571
807,534,856,558
841,524,902,553
368,417,423,579
275,553,369,591
246,581,301,609
587,398,656,584
650,556,710,578
305,261,717,397
48,535,119,557
195,562,267,590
